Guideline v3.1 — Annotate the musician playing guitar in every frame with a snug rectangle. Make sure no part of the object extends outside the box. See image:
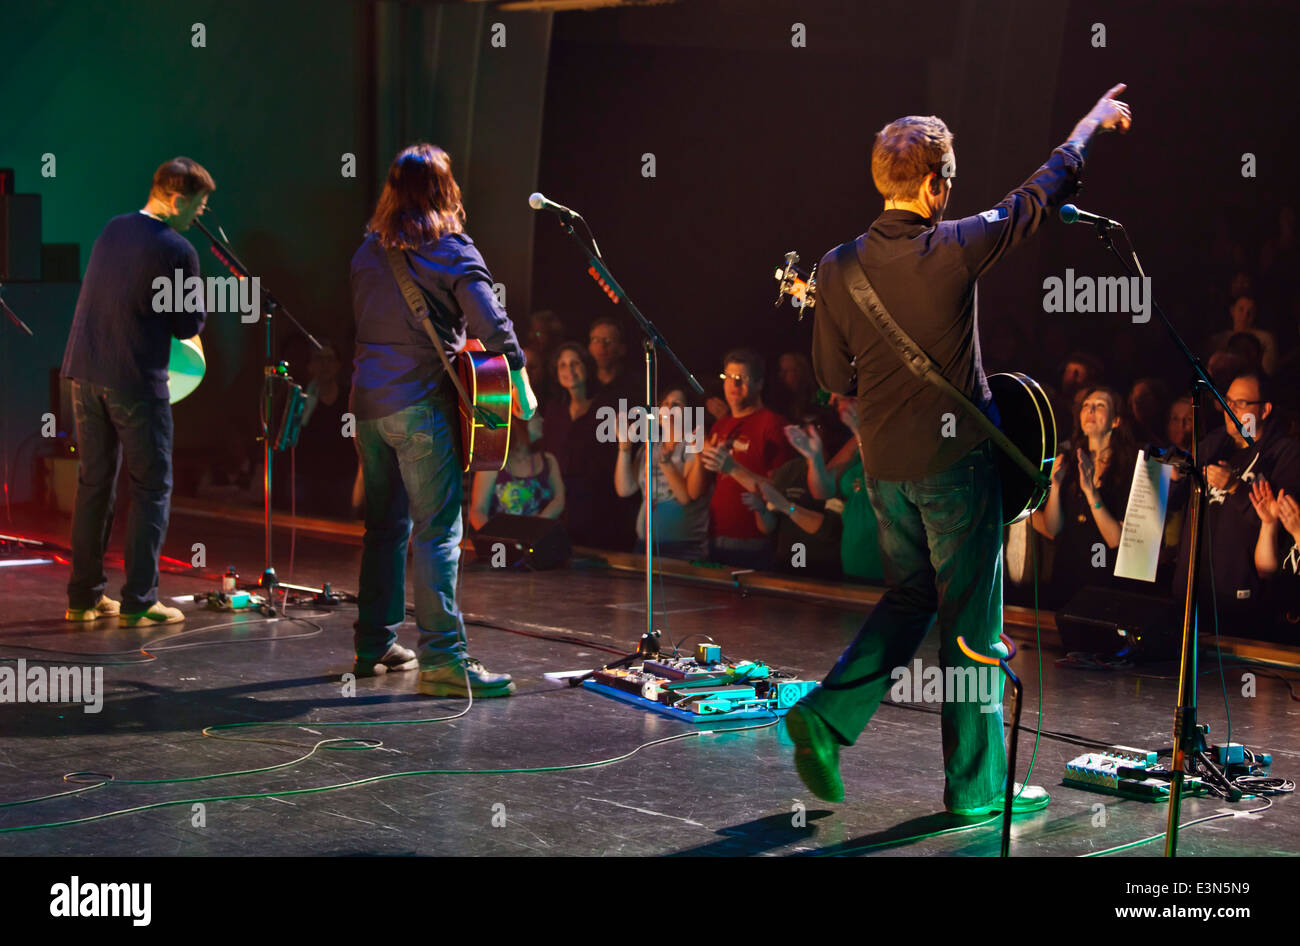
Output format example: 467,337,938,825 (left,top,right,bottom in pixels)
785,85,1132,813
350,143,537,696
60,157,215,628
